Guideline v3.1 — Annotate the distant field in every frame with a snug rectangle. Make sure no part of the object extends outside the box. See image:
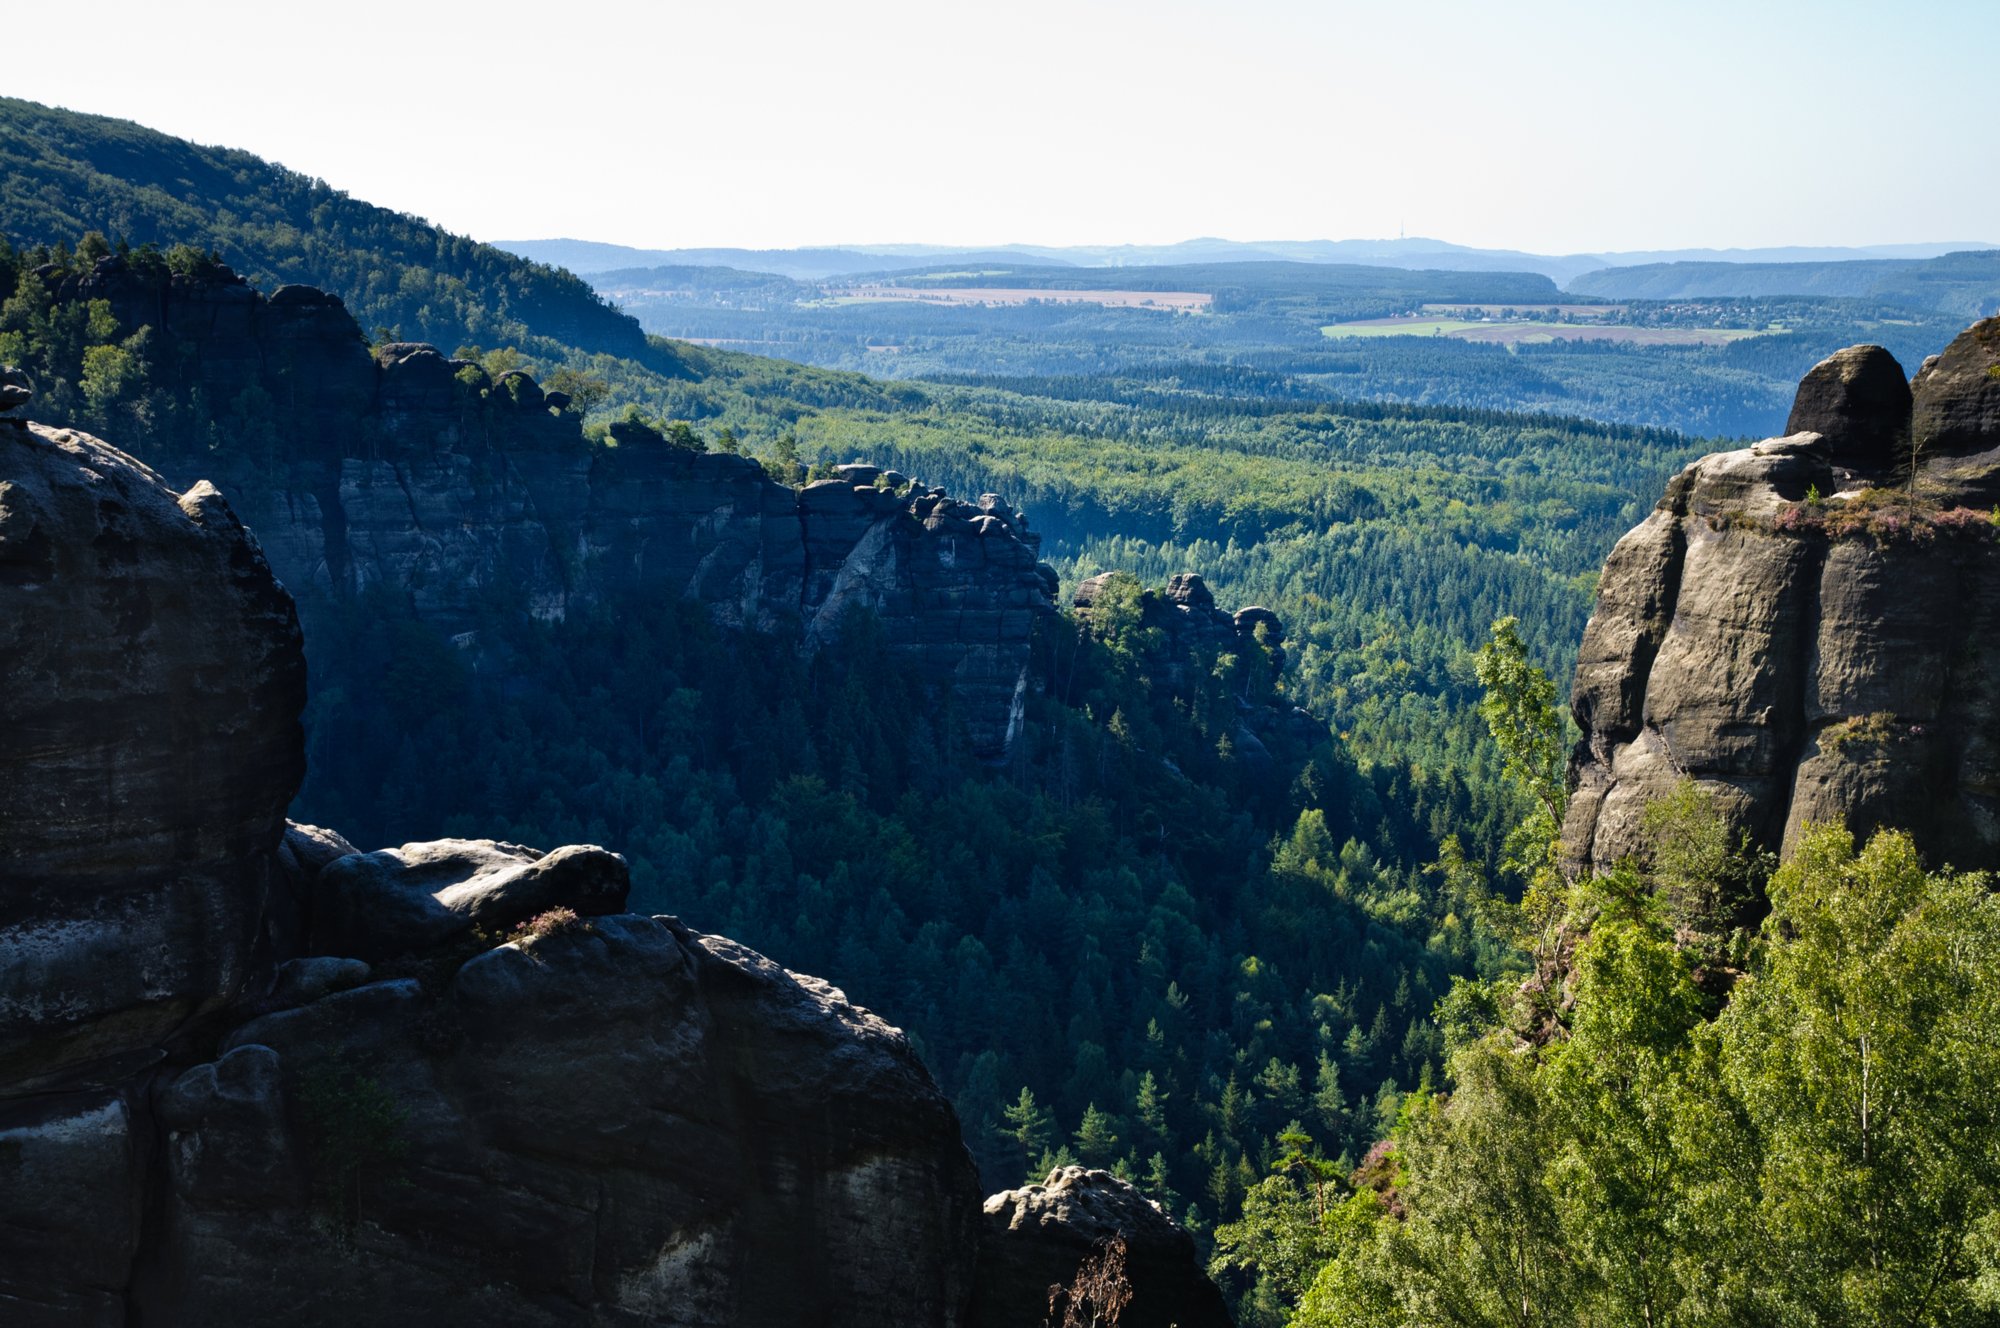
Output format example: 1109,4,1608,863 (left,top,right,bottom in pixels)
1421,302,1626,317
831,285,1212,311
1322,317,1764,346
